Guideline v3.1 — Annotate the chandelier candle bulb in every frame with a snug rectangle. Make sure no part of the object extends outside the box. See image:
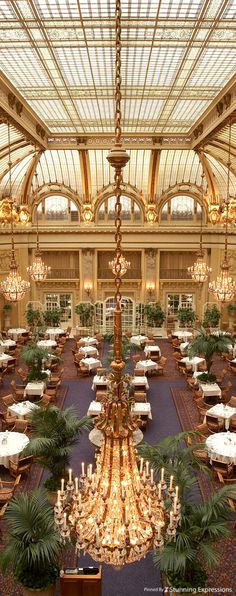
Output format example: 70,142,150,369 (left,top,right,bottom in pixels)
125,505,129,525
140,458,144,474
169,475,174,491
63,513,67,531
150,469,154,484
75,477,79,494
169,511,173,529
173,496,177,515
146,461,150,476
57,490,61,507
81,462,85,477
175,486,179,500
68,469,72,484
61,479,64,493
161,468,164,482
